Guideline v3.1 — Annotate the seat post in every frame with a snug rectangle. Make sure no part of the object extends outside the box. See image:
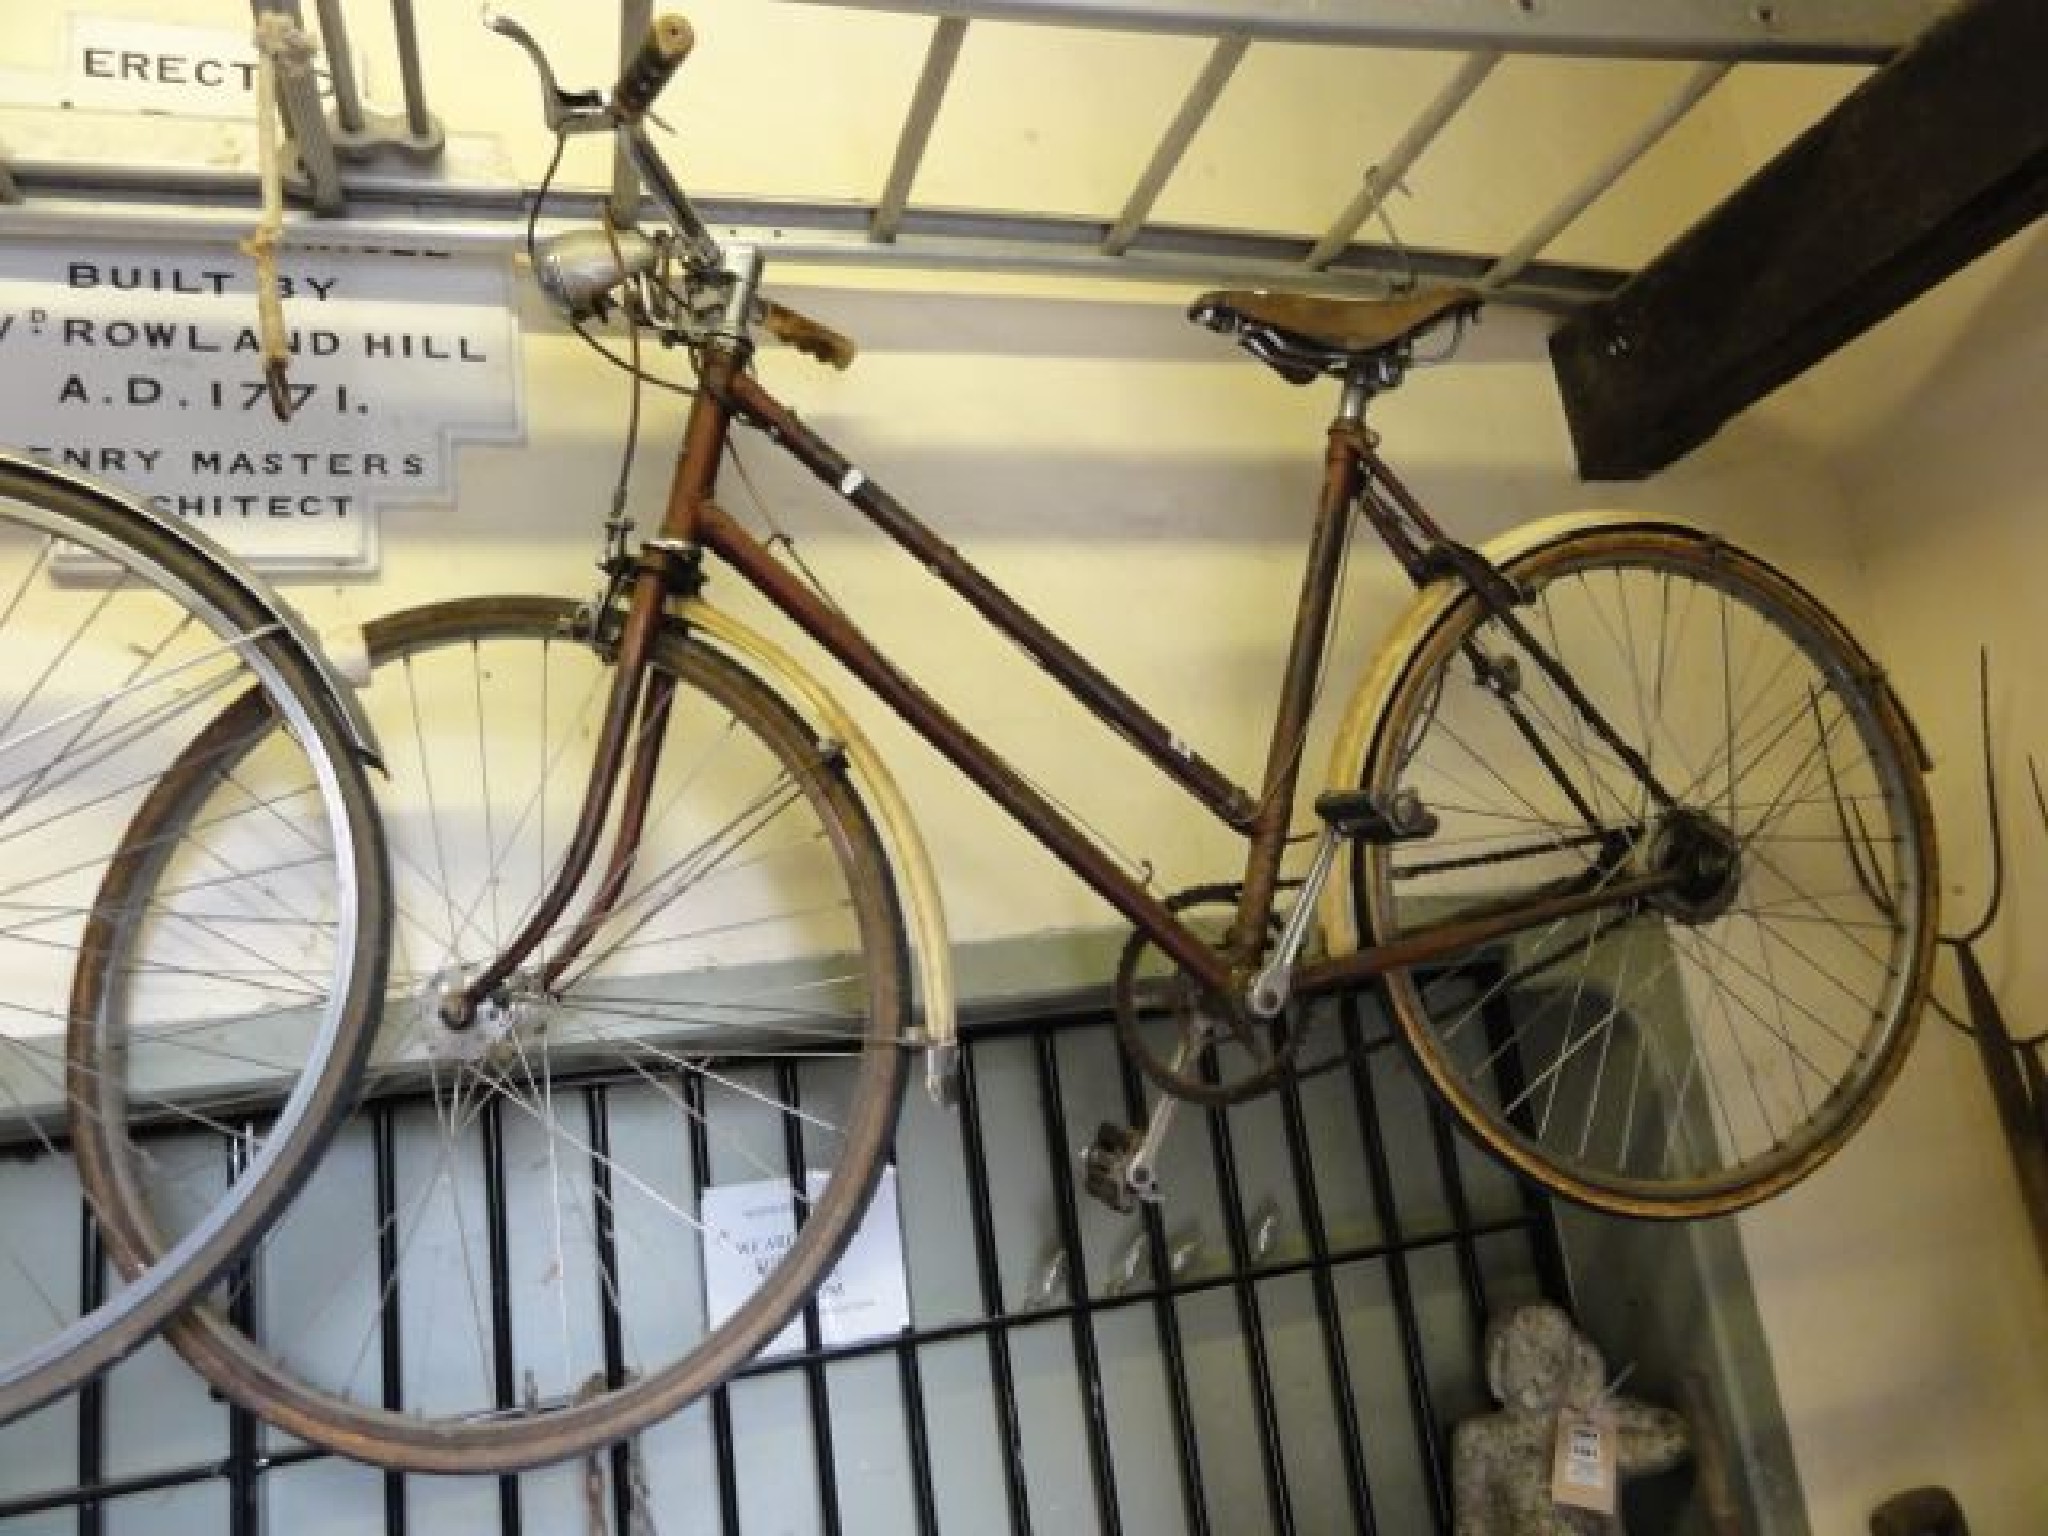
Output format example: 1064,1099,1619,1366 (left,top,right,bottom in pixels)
1337,364,1378,426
